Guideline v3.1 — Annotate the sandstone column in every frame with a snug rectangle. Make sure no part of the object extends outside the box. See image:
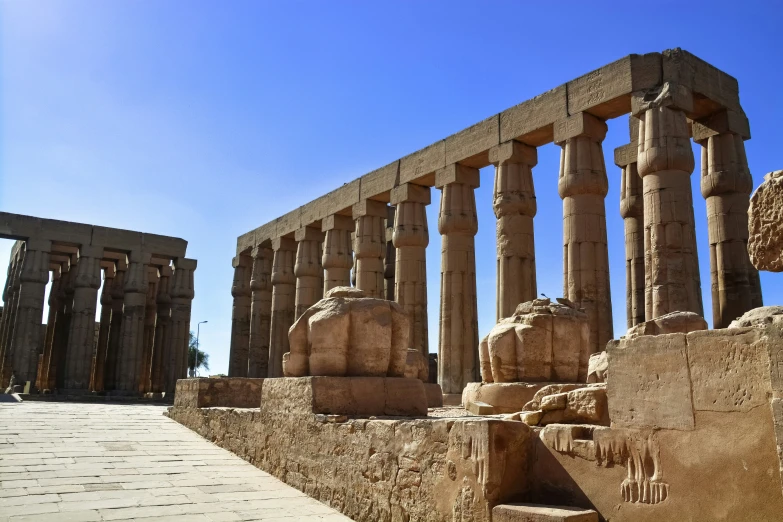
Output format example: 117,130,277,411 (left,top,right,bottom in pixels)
384,206,396,300
436,164,480,393
634,86,703,319
149,265,171,394
10,239,51,389
228,254,252,377
249,245,273,378
694,111,763,328
103,262,125,391
352,200,387,298
62,245,102,391
90,263,115,392
114,252,150,394
268,237,296,377
555,112,613,354
322,215,354,293
615,117,645,328
52,257,76,390
391,183,430,356
139,266,159,393
165,258,195,393
39,267,62,391
0,244,24,386
294,227,324,319
489,141,538,320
